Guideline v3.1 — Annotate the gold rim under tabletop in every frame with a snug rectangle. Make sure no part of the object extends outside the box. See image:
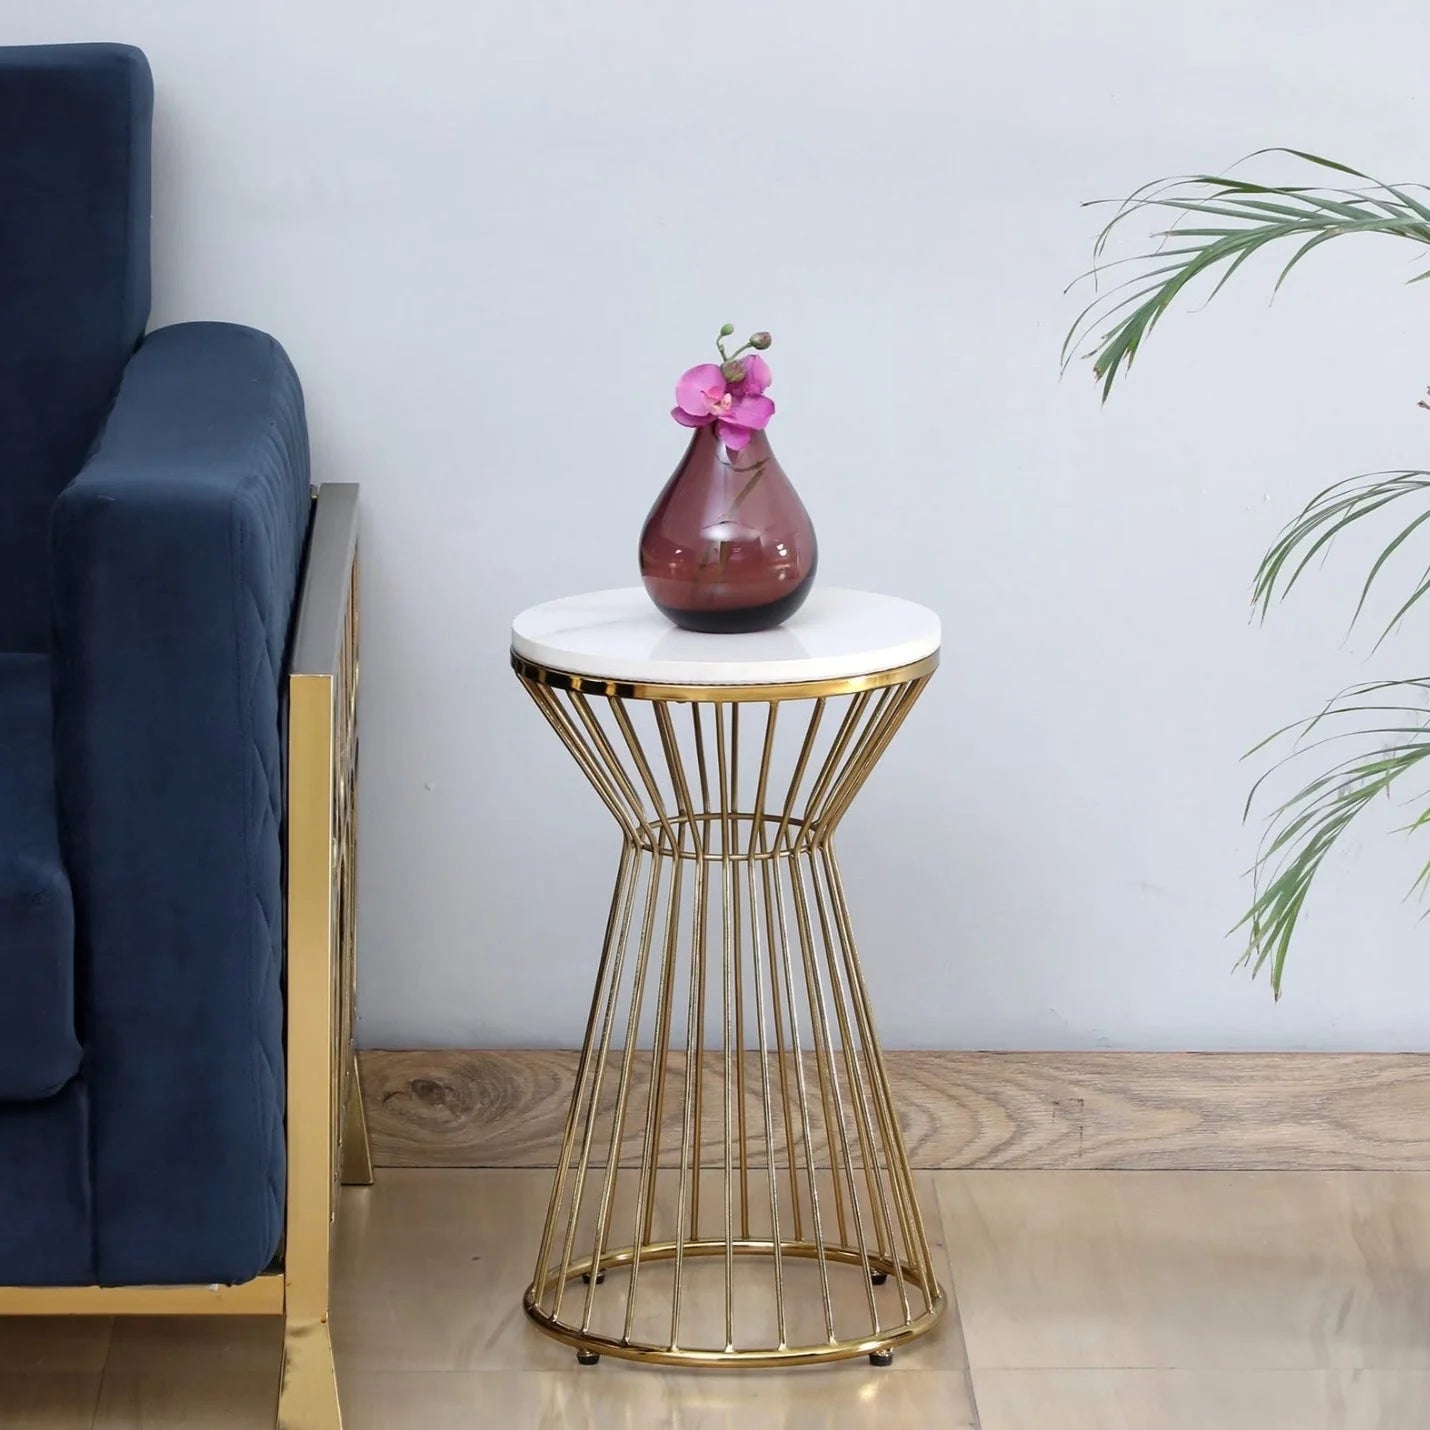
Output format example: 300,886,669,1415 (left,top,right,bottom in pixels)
523,1241,946,1368
510,650,939,704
